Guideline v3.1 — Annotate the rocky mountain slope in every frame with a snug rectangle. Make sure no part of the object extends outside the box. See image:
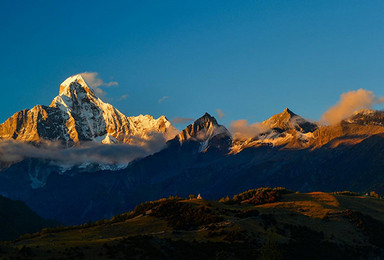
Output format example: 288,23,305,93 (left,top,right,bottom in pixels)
175,112,232,152
233,108,384,152
231,108,318,152
0,74,177,145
